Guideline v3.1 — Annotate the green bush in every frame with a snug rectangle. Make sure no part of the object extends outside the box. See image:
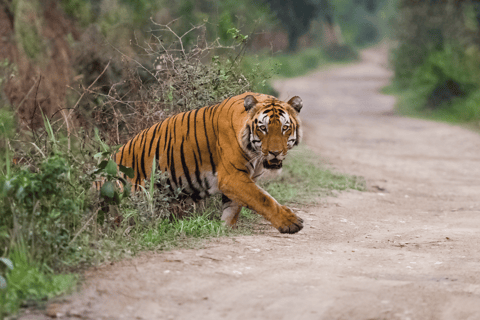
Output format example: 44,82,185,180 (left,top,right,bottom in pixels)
395,44,480,123
0,155,88,267
390,1,480,124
